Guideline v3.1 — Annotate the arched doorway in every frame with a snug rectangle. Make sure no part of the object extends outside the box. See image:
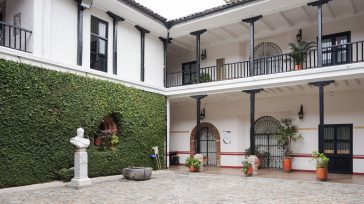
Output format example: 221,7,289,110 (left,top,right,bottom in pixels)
190,122,221,167
255,116,283,168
